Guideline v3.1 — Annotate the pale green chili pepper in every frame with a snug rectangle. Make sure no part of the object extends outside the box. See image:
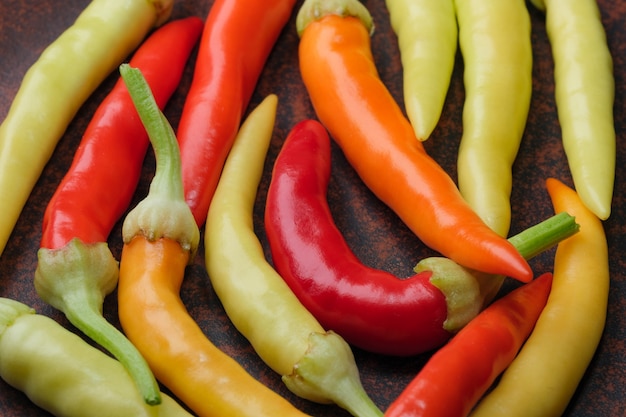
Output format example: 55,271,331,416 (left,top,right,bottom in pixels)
0,297,192,417
385,0,457,141
0,0,174,257
529,0,615,220
454,0,532,238
205,95,383,417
